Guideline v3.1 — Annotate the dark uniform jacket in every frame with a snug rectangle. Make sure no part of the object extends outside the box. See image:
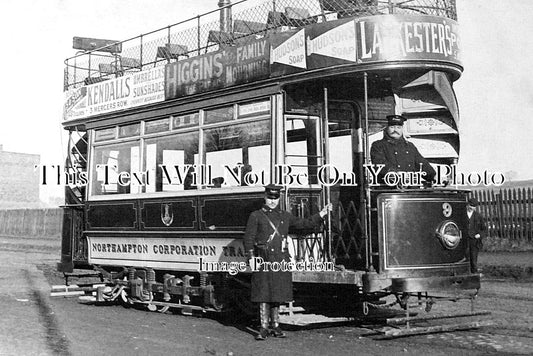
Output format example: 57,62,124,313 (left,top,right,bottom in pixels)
243,205,323,303
370,135,436,183
467,210,486,249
